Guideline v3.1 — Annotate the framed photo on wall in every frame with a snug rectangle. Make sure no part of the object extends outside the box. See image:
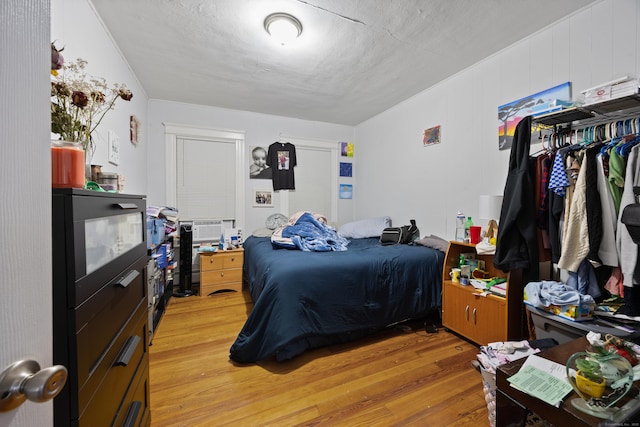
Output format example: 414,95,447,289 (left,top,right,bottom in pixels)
254,190,273,207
